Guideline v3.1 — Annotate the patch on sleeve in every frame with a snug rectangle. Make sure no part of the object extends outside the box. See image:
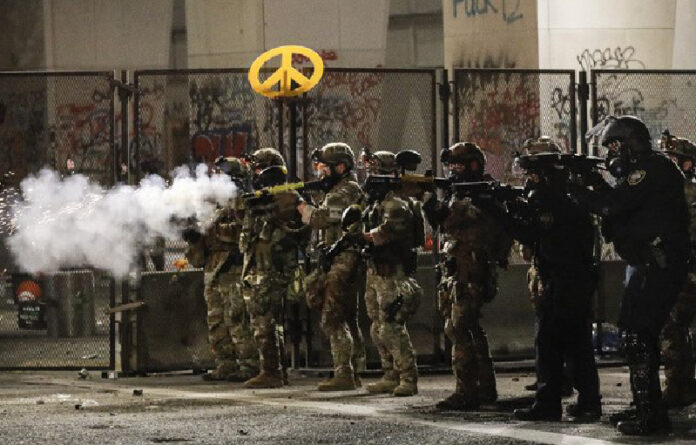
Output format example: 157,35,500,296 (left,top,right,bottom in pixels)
627,169,646,186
